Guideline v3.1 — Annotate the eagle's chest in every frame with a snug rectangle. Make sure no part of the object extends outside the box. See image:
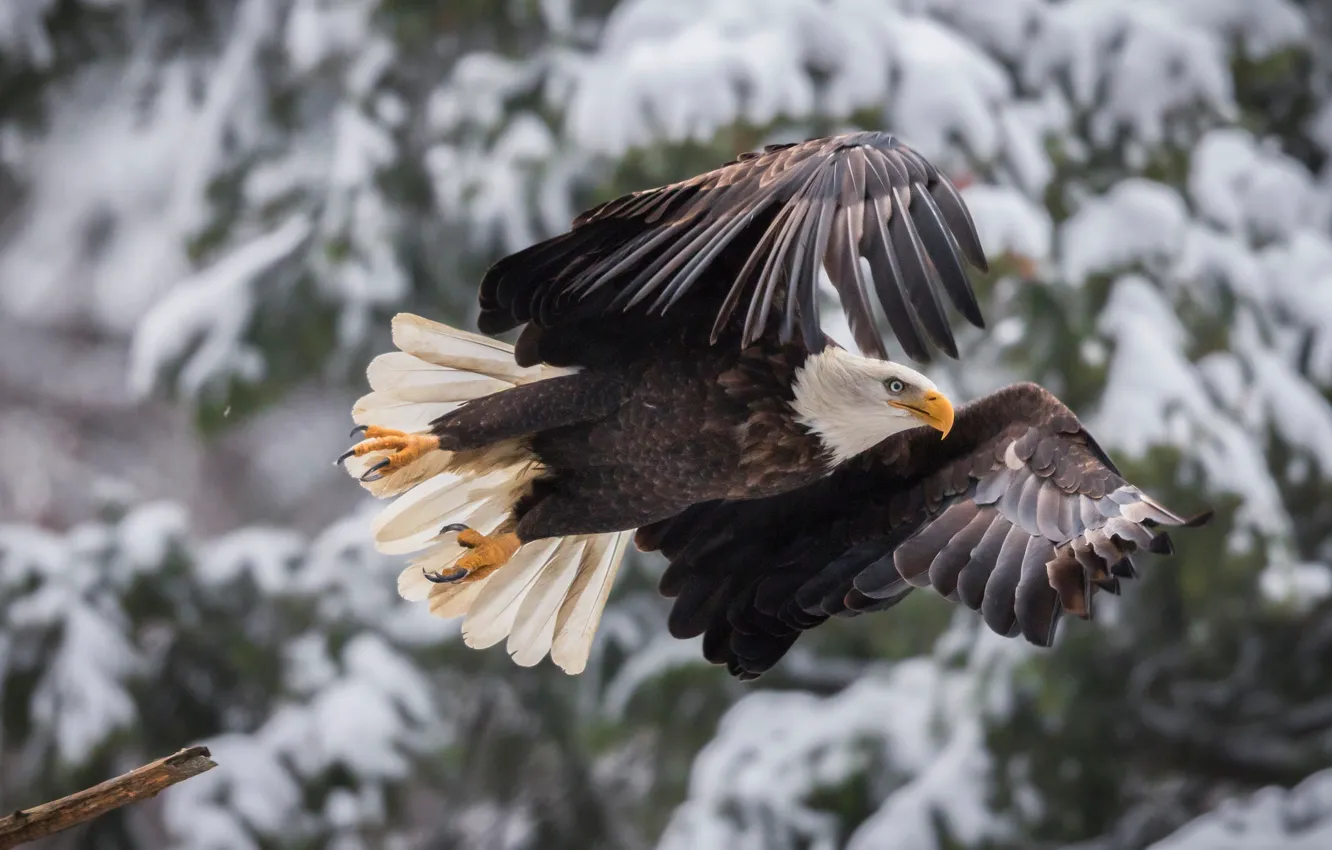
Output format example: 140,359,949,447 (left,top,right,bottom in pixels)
614,345,831,500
